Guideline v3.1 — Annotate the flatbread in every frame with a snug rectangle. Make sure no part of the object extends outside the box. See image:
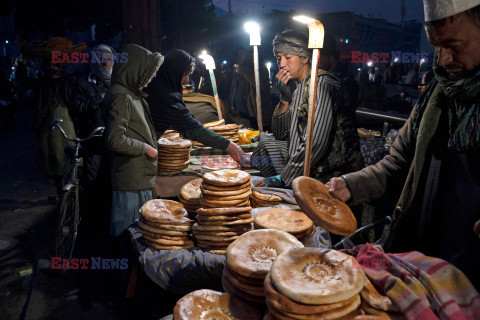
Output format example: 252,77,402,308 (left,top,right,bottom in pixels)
157,137,192,149
202,169,251,187
292,176,357,236
201,186,251,196
254,208,314,234
199,217,254,225
267,294,361,320
138,220,190,236
174,289,262,320
139,218,191,231
197,213,252,222
140,199,192,224
201,190,252,201
196,207,252,216
226,229,303,279
252,191,282,202
142,234,194,246
192,222,251,232
200,197,249,207
204,119,225,128
223,265,265,297
143,239,193,250
202,180,251,191
270,247,365,305
180,178,202,204
194,234,239,242
222,272,266,305
136,227,189,241
264,273,361,315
